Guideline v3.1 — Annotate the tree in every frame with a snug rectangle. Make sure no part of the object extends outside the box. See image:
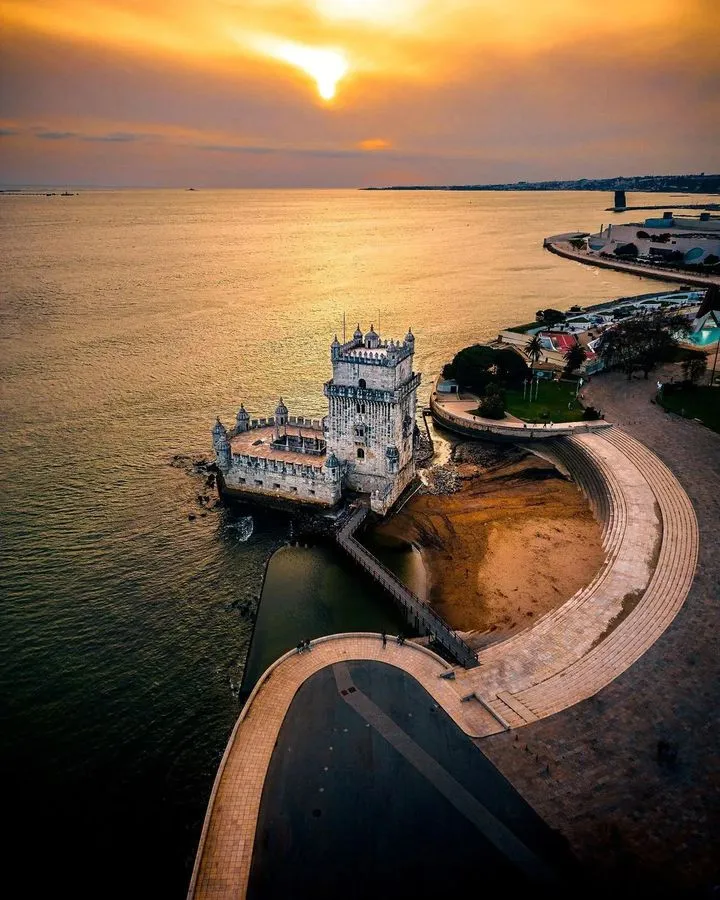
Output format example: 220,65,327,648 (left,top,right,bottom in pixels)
478,385,505,419
541,308,566,326
598,310,692,380
682,354,708,385
563,343,587,375
525,334,543,365
637,311,691,378
597,326,640,380
449,344,529,394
